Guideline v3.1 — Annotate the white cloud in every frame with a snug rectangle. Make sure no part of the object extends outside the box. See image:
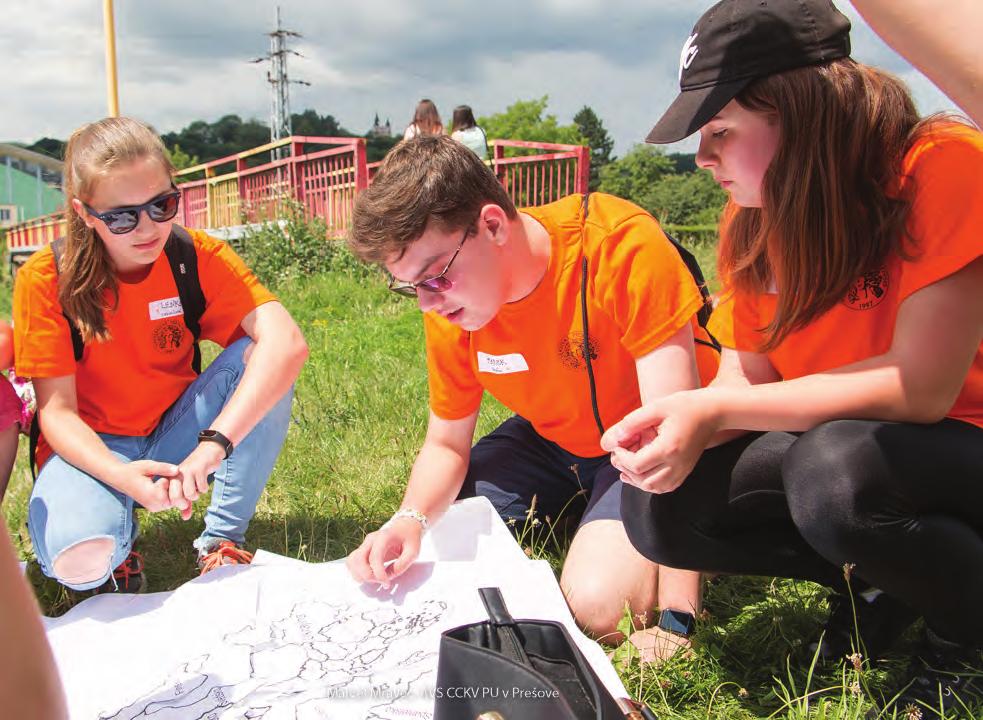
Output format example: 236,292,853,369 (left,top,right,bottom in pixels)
3,0,964,157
